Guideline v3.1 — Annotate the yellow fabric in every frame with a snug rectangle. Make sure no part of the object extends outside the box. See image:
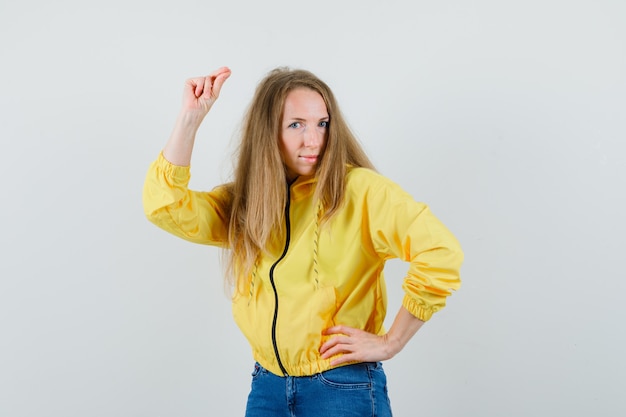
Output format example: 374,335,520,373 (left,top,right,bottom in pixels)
143,153,463,376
